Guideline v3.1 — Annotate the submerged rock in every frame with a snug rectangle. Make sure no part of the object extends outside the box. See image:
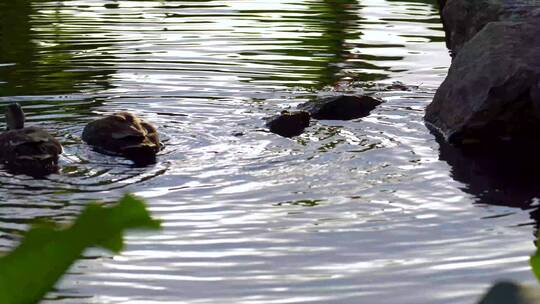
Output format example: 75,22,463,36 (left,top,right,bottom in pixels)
477,281,540,304
266,111,310,138
425,17,540,145
297,95,382,120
